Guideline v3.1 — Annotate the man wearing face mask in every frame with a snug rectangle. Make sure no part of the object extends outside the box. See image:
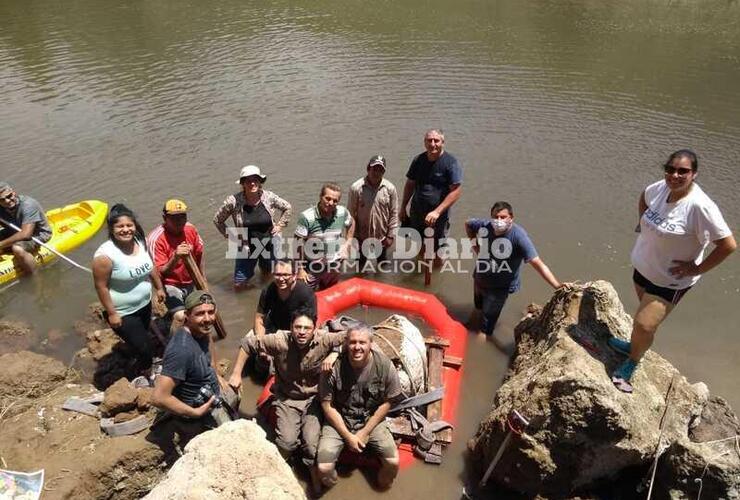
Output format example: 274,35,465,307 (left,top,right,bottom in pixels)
465,201,563,339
